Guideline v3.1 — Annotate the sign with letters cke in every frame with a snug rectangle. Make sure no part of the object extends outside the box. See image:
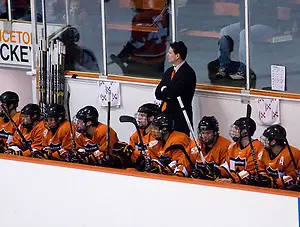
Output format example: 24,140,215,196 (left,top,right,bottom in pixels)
0,22,61,66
